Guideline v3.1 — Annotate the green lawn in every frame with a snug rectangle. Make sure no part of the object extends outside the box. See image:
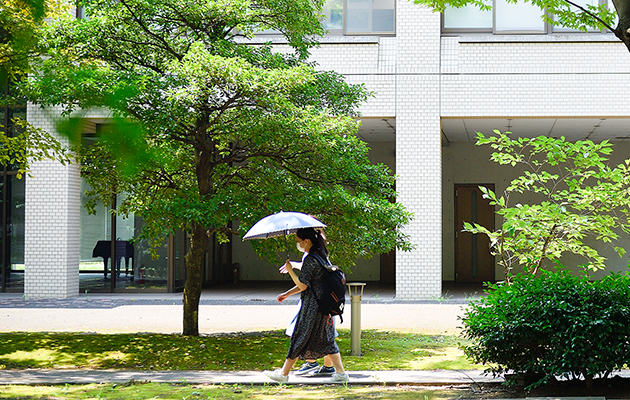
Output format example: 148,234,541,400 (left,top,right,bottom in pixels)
0,381,501,400
0,330,481,371
0,330,500,399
